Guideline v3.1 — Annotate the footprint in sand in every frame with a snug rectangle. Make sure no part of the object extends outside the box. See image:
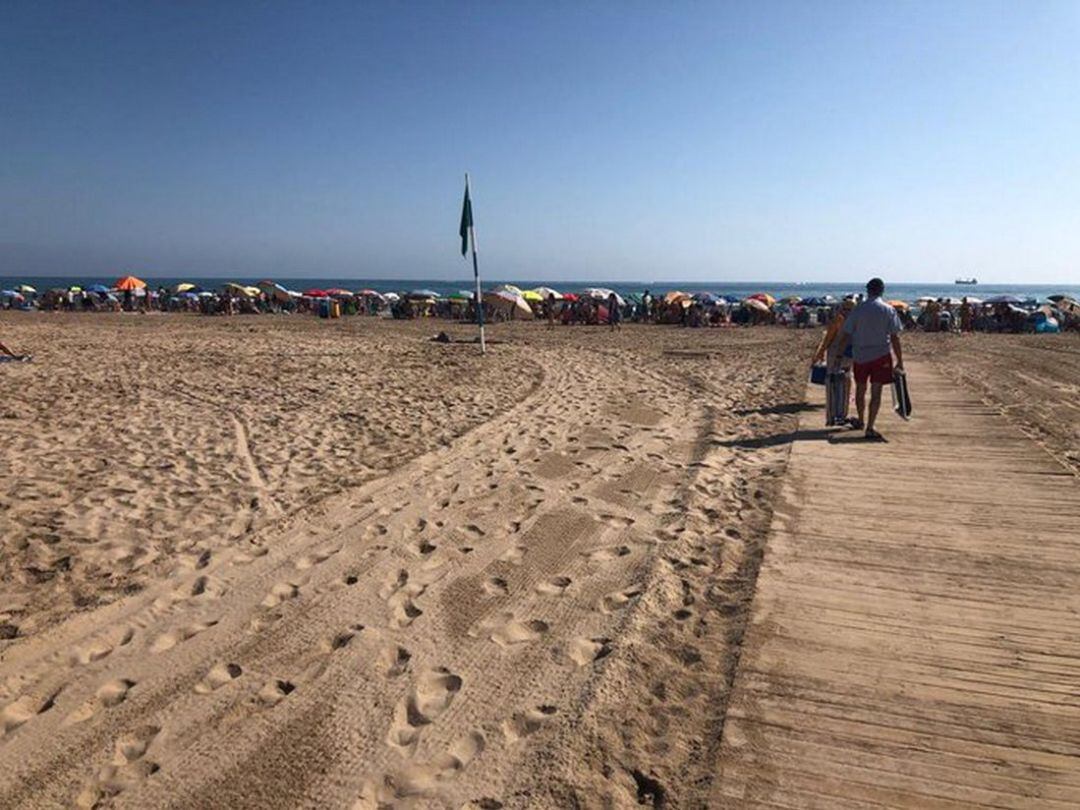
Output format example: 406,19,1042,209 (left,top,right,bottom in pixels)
361,731,485,806
483,576,510,596
295,546,340,571
598,588,643,614
502,705,558,742
256,679,296,707
70,626,135,667
471,613,550,647
232,546,268,565
75,724,161,809
598,513,635,528
567,637,613,667
149,620,218,653
2,689,59,734
535,576,572,596
65,679,136,725
585,545,632,562
499,546,526,565
379,644,412,677
262,582,299,608
320,627,361,653
194,663,243,694
387,667,463,750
